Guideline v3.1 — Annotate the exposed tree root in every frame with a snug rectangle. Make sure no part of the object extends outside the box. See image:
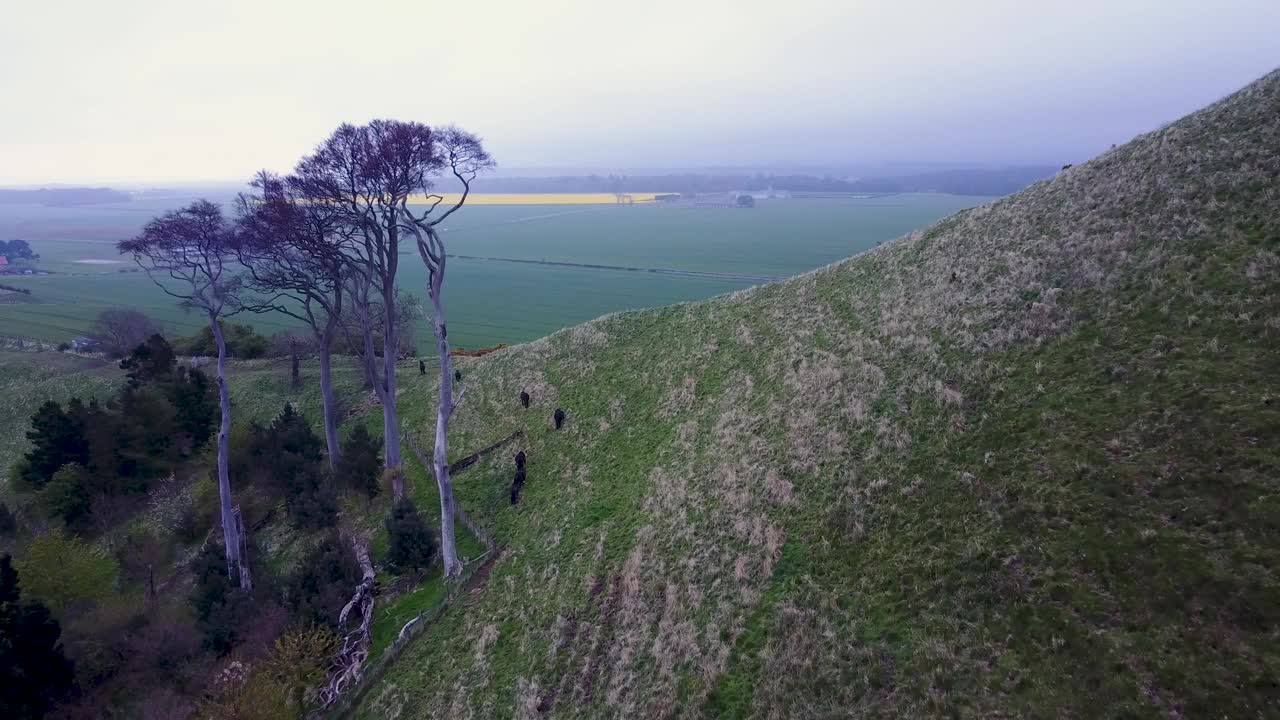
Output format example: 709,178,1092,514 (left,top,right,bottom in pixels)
320,536,376,709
